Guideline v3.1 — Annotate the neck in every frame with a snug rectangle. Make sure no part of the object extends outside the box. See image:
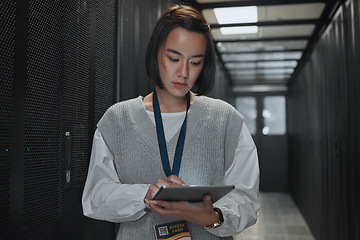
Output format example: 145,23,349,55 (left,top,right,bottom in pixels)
143,87,193,113
156,88,189,112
